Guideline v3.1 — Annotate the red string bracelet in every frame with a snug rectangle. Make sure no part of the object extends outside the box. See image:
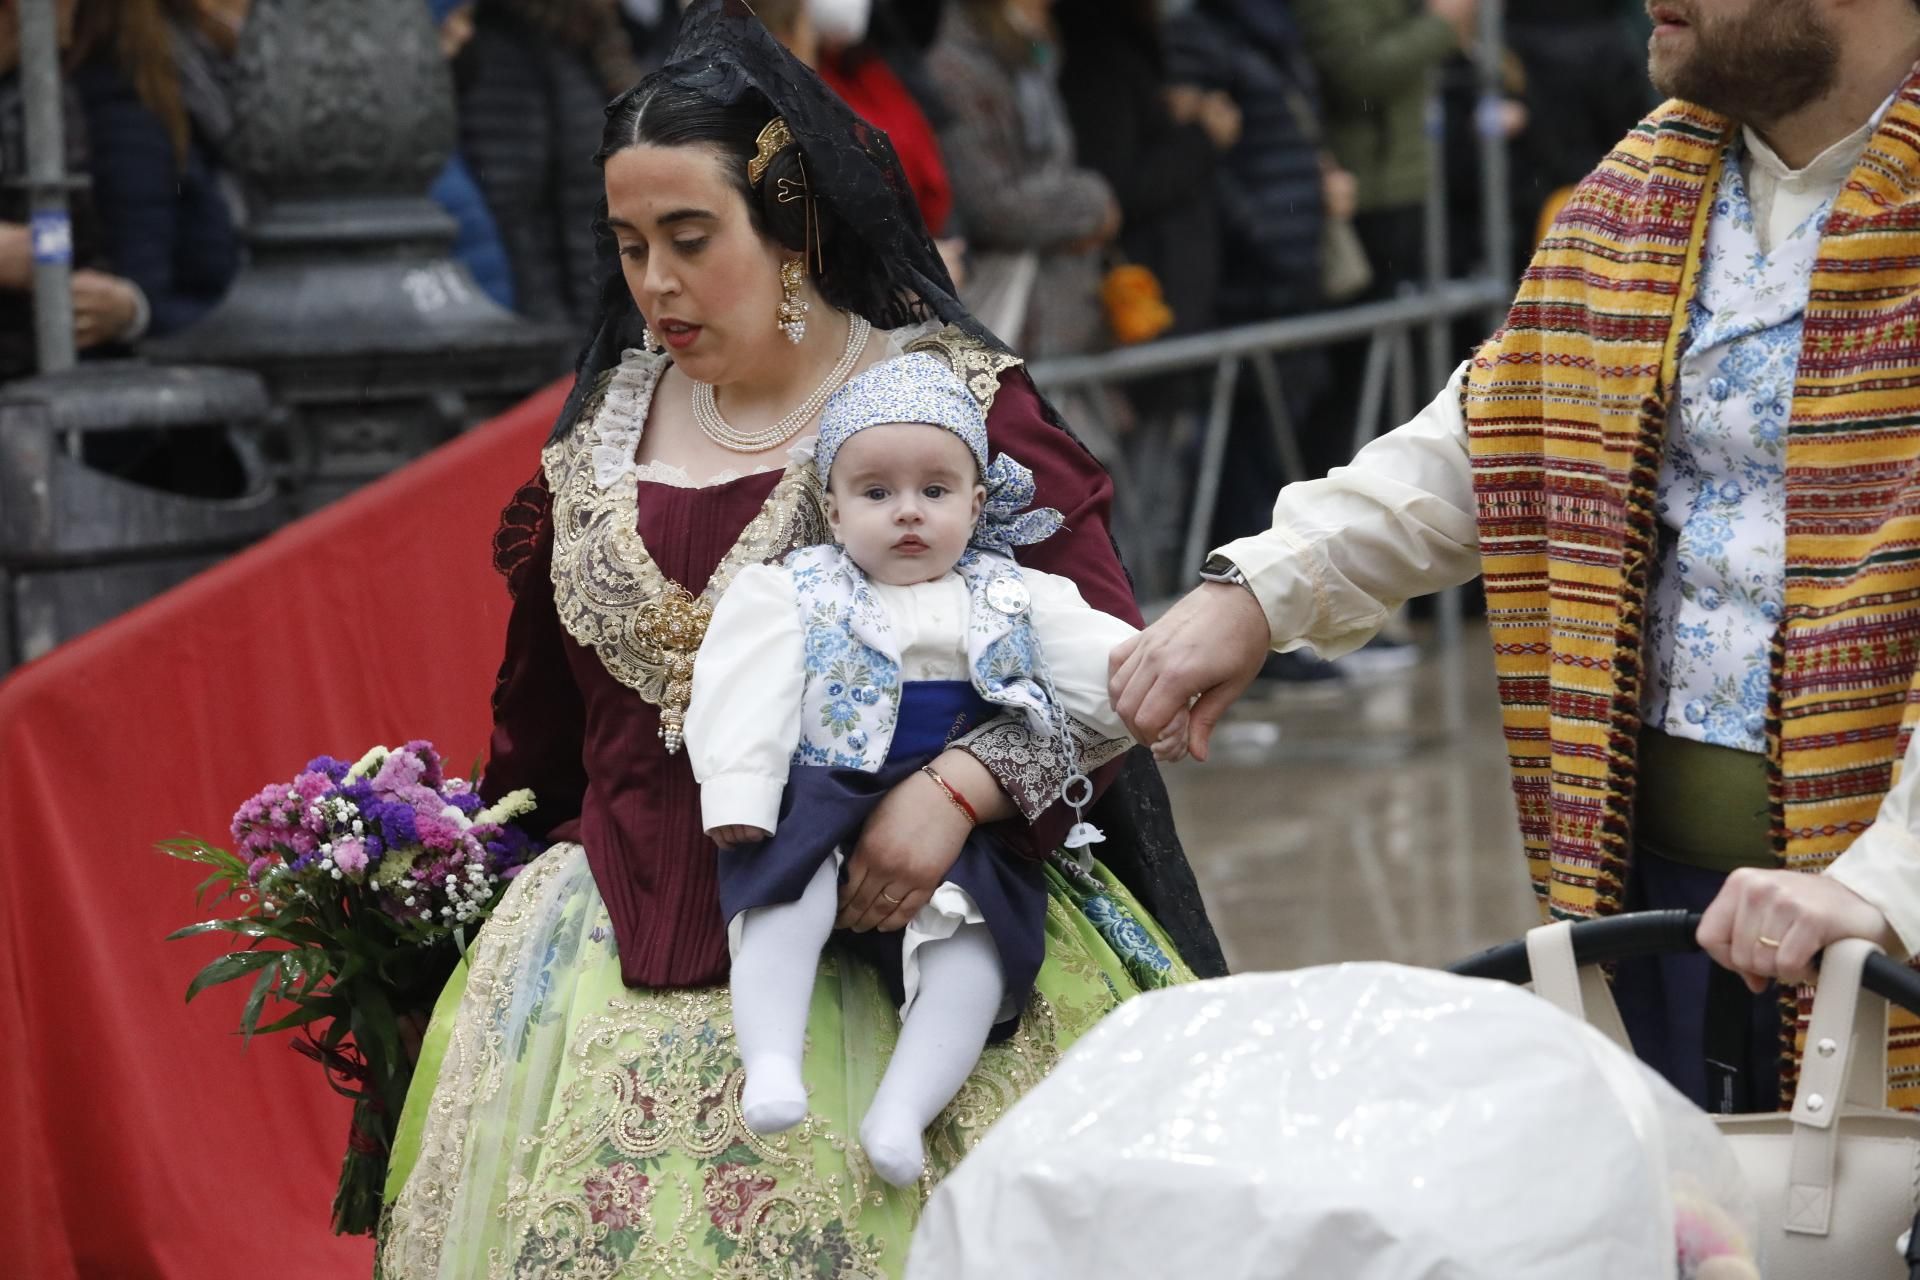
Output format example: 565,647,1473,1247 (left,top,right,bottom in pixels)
920,764,979,827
